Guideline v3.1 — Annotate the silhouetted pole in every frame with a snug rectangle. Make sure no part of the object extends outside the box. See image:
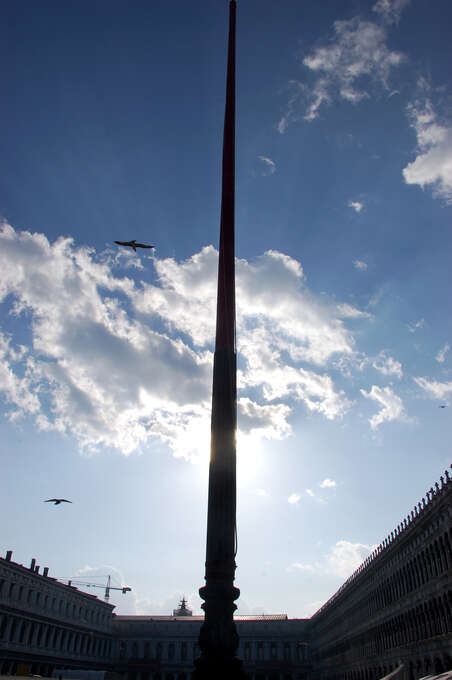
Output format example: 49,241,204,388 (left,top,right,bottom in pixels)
193,2,246,678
